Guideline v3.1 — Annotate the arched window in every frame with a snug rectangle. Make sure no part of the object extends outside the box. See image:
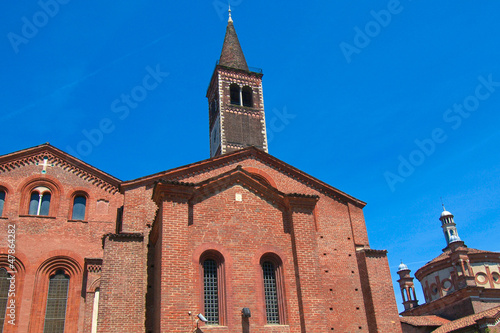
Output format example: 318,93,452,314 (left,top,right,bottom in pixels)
261,254,285,324
0,268,11,331
28,187,51,216
200,251,225,325
230,84,241,105
0,190,5,216
71,195,87,220
242,86,253,107
43,270,70,333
